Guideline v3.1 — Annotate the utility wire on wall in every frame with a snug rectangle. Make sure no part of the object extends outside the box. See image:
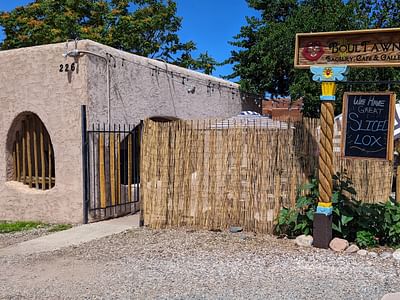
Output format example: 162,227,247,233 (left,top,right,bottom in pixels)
64,39,263,120
102,50,264,104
